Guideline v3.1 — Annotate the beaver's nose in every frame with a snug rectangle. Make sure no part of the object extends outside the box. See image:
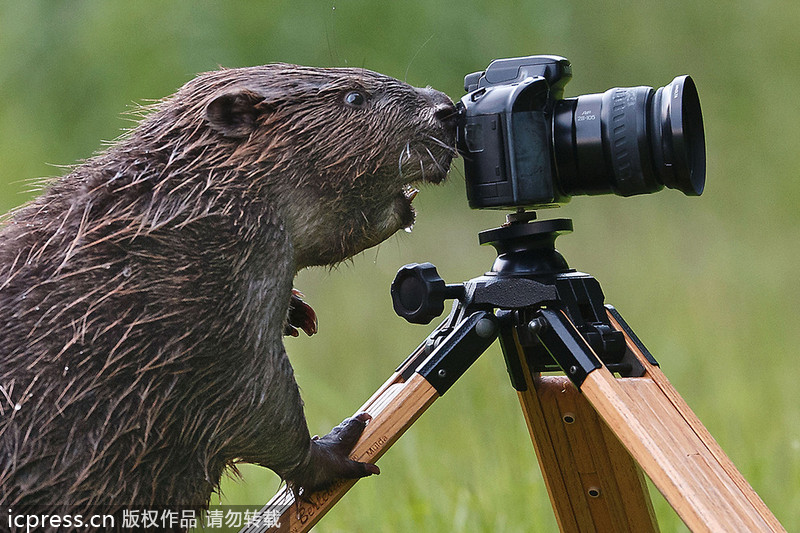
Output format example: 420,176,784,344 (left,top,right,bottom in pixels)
418,87,458,129
433,101,458,129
